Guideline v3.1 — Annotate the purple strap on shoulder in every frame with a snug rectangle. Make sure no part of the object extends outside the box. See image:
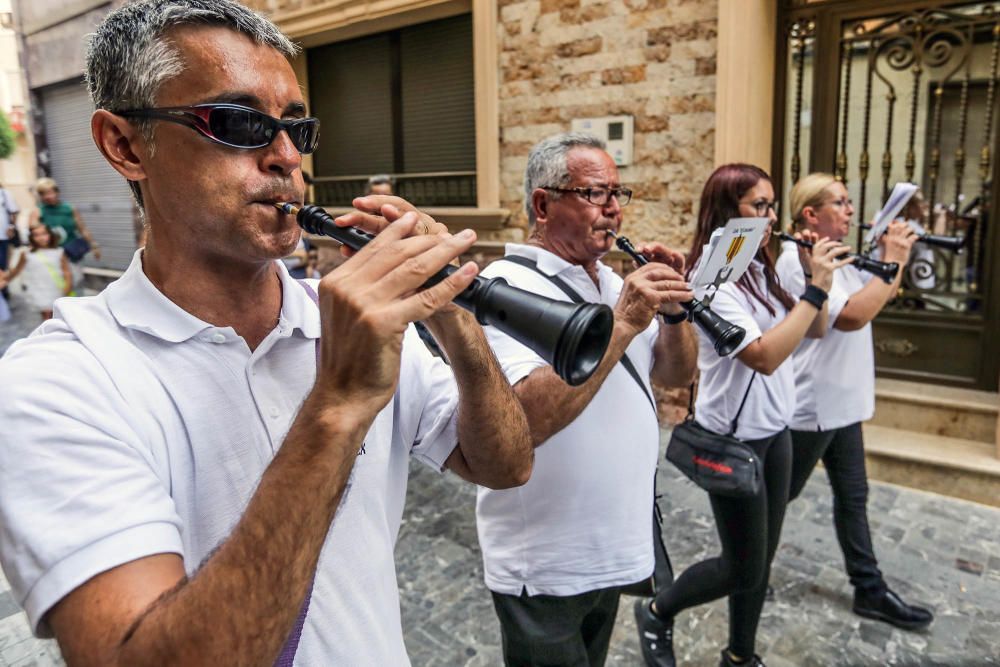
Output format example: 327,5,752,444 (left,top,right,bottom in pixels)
274,589,312,667
273,281,322,667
